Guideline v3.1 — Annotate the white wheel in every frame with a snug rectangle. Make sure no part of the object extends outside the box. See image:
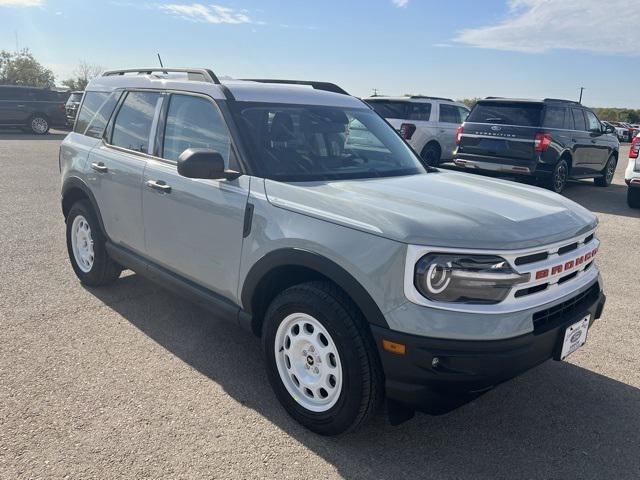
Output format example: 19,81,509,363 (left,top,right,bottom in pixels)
70,215,94,273
274,312,343,412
